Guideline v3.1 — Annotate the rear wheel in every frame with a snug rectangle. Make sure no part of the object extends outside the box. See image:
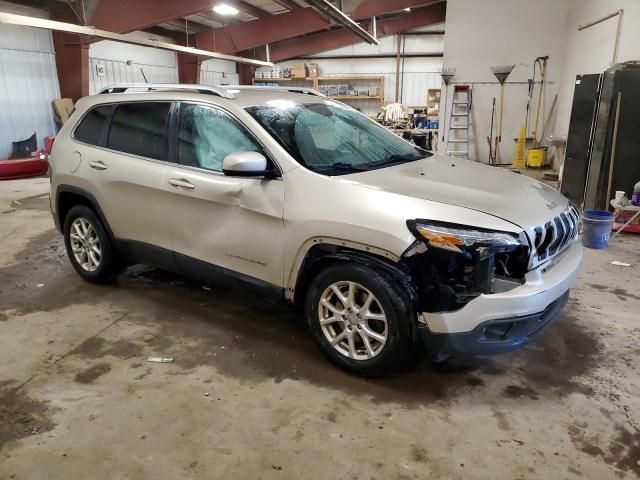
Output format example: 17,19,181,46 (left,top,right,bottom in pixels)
305,263,416,377
63,205,120,283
